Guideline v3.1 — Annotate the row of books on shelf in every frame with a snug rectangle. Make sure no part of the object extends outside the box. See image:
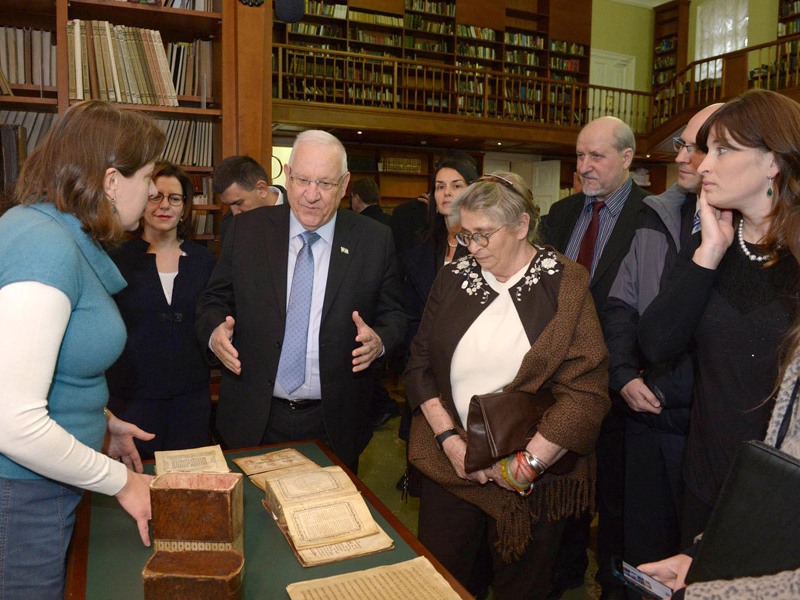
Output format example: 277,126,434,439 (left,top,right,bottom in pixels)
457,45,496,60
654,55,677,70
405,39,449,53
779,20,800,36
655,36,678,55
154,118,213,167
167,40,213,99
305,1,347,19
550,57,583,72
68,20,179,106
188,173,216,236
405,0,455,16
504,32,546,50
288,23,344,38
349,10,402,27
0,28,58,88
404,15,453,34
352,32,401,47
0,110,56,157
123,0,215,10
550,40,586,56
505,50,541,66
455,25,497,42
781,1,800,18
